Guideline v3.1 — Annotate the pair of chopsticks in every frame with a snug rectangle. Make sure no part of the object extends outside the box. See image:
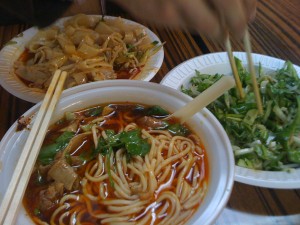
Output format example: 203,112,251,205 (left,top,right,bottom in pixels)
225,28,263,115
0,70,67,225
